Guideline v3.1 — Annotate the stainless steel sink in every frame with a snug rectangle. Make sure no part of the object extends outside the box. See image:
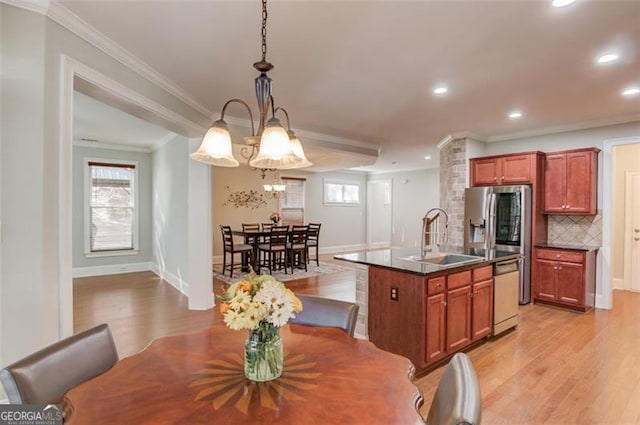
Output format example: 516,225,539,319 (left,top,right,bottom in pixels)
402,253,484,267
